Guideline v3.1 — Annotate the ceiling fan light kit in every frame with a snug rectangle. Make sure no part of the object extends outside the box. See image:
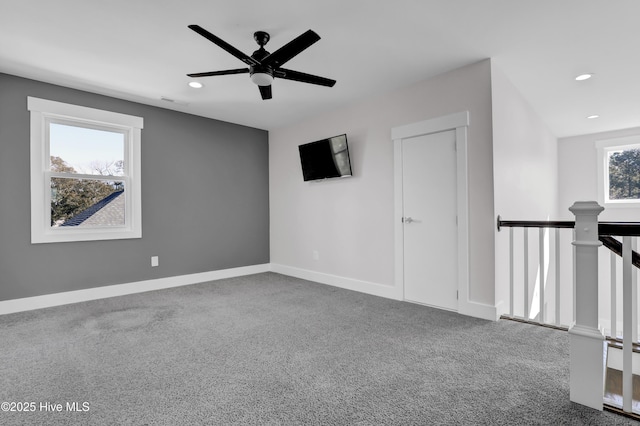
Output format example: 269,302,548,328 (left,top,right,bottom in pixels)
250,72,273,86
187,25,336,100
